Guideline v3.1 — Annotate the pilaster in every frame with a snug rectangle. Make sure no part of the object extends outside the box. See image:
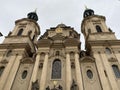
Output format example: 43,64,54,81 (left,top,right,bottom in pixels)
100,52,119,90
66,52,72,90
28,53,40,90
74,52,83,90
0,55,17,90
3,54,23,90
93,52,111,90
40,52,49,90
